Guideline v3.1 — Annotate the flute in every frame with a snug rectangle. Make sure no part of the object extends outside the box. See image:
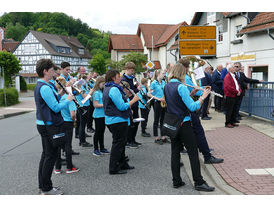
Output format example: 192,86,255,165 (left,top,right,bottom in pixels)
184,84,223,98
120,81,150,110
